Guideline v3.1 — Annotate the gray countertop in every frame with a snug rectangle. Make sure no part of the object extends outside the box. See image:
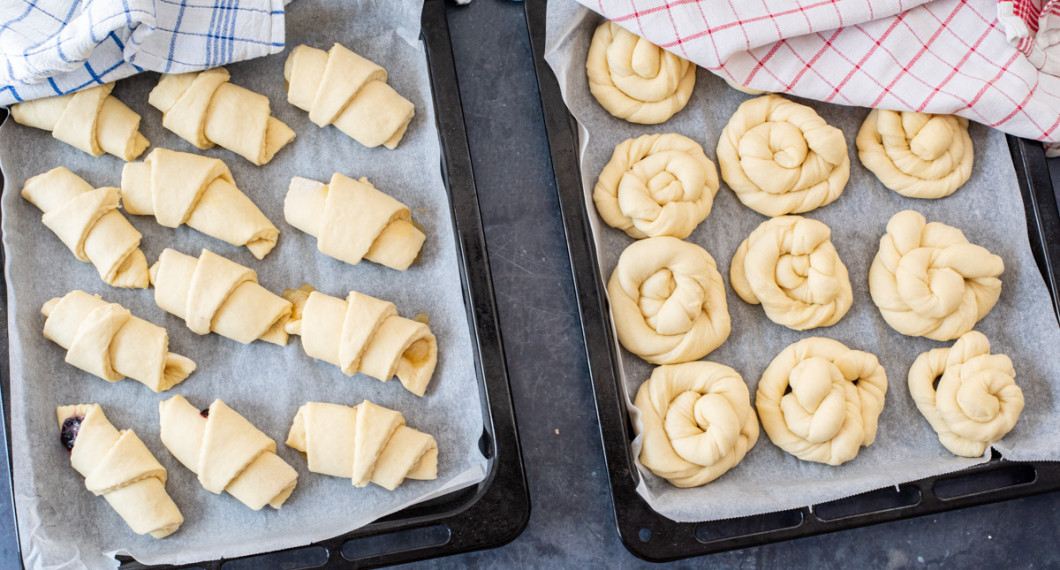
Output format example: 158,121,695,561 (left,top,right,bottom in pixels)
2,0,1059,567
